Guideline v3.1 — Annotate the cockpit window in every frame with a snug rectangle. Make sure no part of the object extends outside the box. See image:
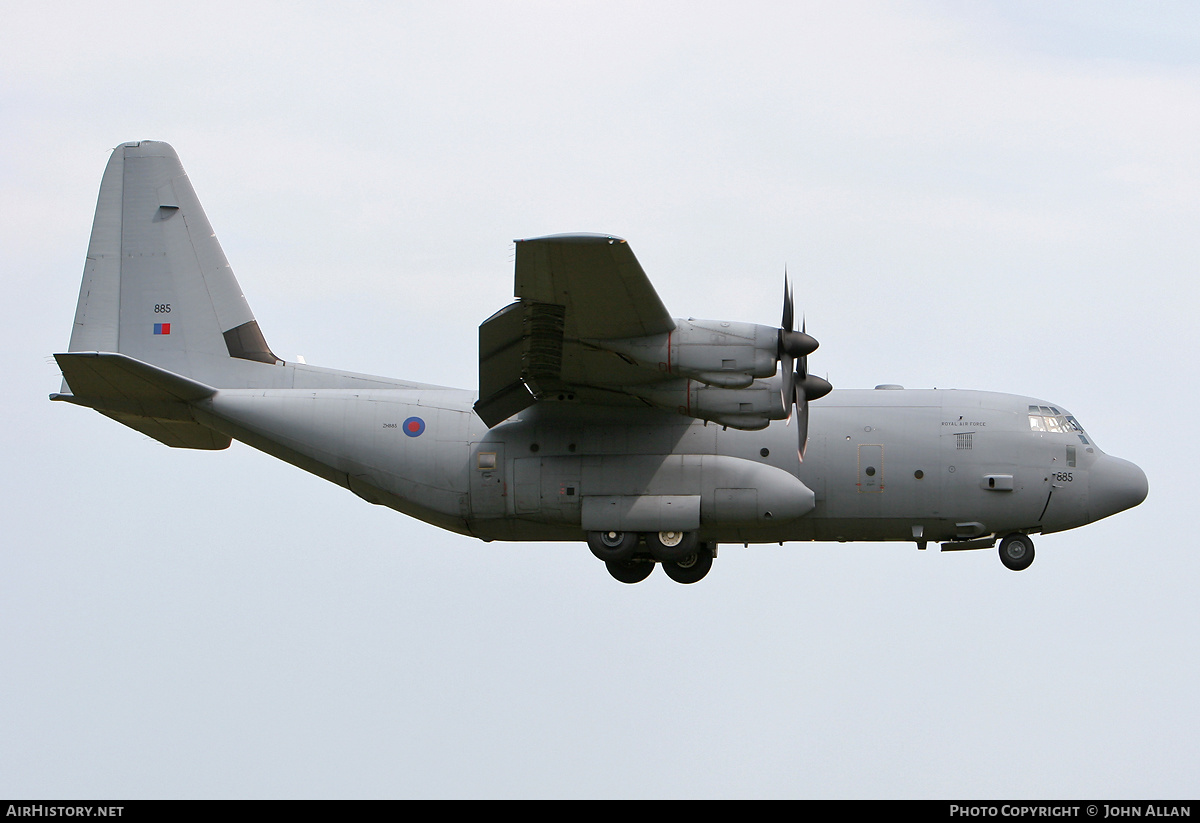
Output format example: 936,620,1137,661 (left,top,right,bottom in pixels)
1028,406,1089,444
